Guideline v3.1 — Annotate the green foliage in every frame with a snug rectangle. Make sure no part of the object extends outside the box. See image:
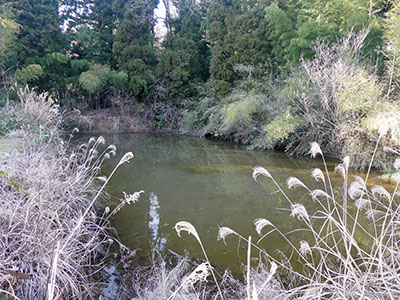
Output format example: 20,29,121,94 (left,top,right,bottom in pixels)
0,9,19,65
40,52,70,89
212,79,231,97
45,52,69,65
180,71,287,147
0,108,25,135
8,0,64,66
71,59,90,74
264,108,302,148
363,102,400,144
67,25,98,61
383,1,400,98
112,0,158,97
206,0,271,96
0,170,24,193
286,21,319,62
79,71,101,94
15,64,43,84
90,0,117,67
264,4,296,65
222,93,259,130
78,63,111,95
279,31,399,169
158,0,210,100
335,67,381,114
109,71,129,89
